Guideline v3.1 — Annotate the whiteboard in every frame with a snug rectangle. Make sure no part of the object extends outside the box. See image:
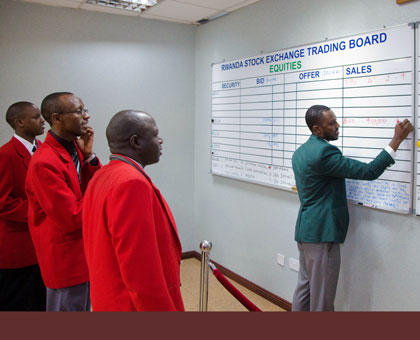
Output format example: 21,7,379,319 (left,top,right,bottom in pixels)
416,23,420,215
211,25,415,214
